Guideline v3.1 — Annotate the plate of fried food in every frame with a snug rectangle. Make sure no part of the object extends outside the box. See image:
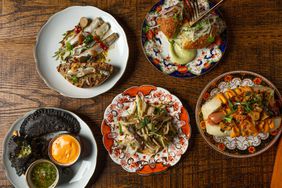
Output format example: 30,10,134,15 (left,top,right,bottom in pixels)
35,6,129,98
141,0,227,78
196,71,282,157
101,85,191,175
2,108,98,187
